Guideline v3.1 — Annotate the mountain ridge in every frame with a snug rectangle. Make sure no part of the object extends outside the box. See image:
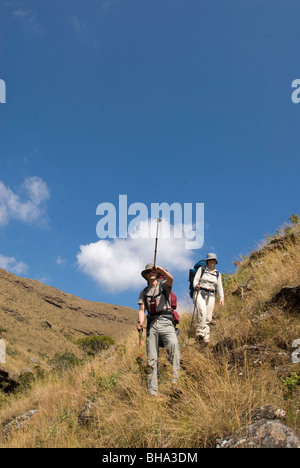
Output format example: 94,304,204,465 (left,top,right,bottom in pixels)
0,268,137,372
